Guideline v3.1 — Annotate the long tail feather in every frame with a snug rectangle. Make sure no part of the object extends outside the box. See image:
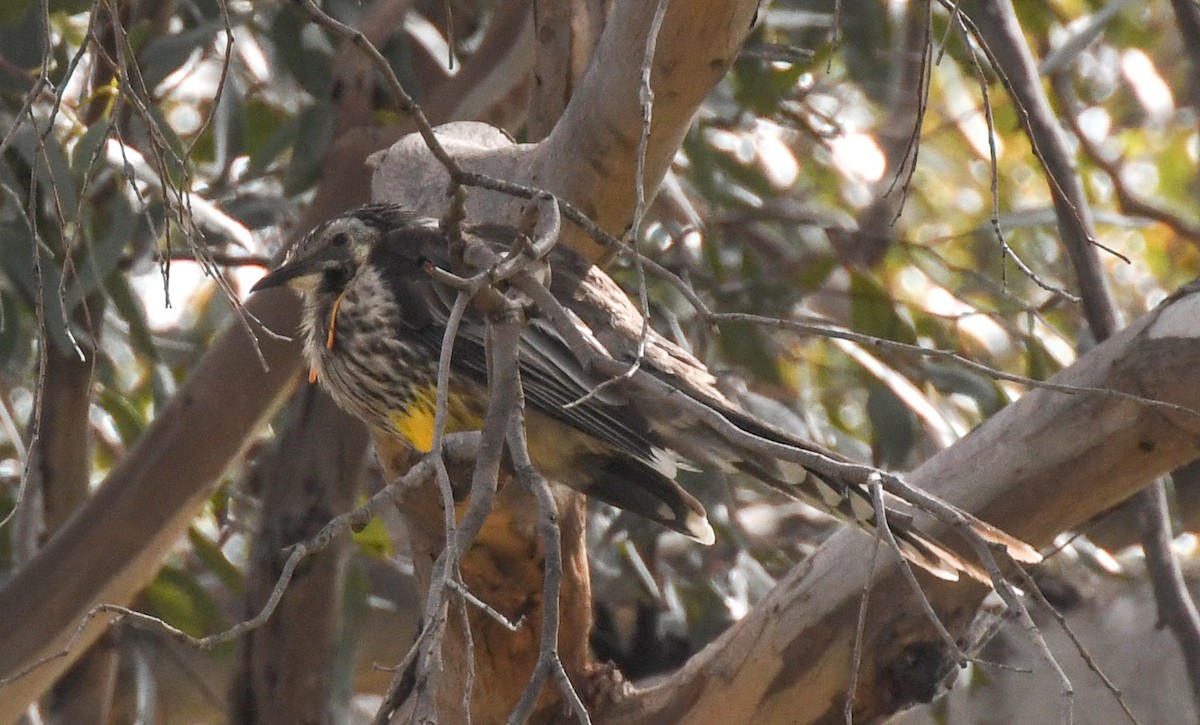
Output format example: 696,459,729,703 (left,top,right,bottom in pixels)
891,524,982,583
958,511,1042,563
737,458,1038,582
